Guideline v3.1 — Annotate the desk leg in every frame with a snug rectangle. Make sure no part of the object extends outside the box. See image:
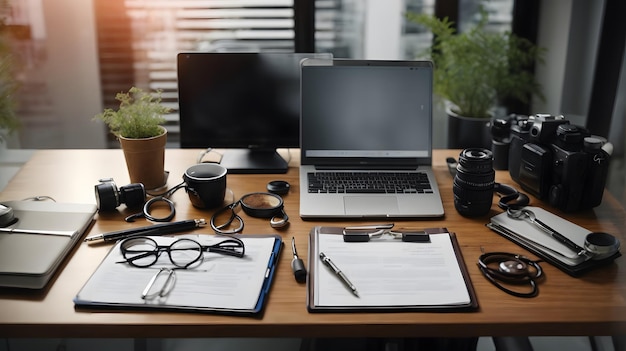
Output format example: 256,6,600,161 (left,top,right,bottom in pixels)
134,338,162,351
492,337,533,351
